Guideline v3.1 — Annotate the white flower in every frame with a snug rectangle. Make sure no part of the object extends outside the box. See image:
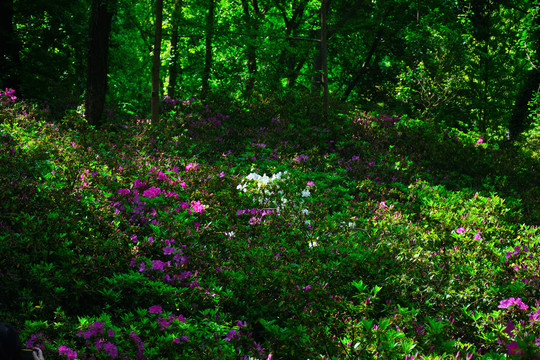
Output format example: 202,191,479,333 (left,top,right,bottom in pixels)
301,209,309,215
348,222,355,228
308,241,318,248
246,172,261,181
259,174,270,186
225,231,235,238
301,189,311,197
